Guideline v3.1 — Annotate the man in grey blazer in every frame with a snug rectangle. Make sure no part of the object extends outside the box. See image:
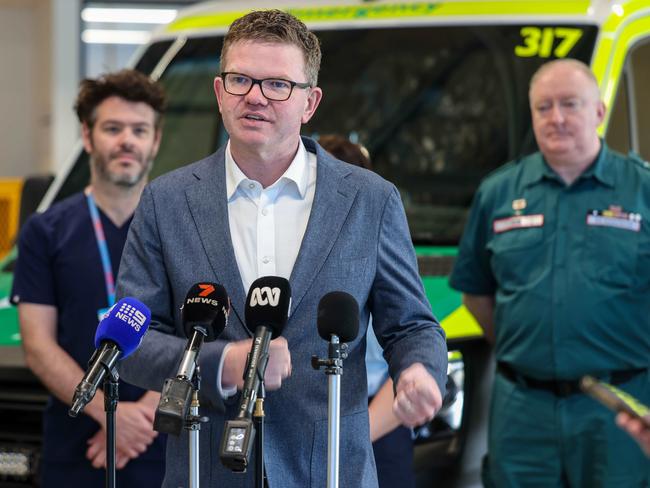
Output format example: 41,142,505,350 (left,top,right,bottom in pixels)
116,9,447,488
